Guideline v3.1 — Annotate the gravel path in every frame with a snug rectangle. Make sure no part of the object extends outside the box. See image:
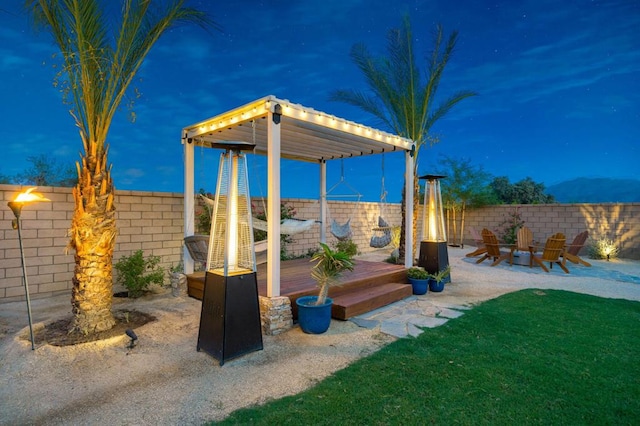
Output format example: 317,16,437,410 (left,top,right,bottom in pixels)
1,247,638,425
